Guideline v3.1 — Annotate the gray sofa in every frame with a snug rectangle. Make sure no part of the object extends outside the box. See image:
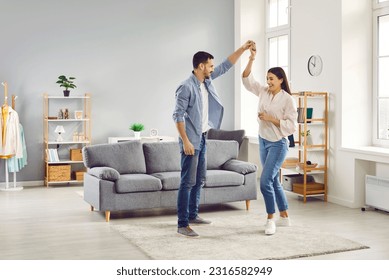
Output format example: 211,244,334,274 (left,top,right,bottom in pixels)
82,139,257,222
